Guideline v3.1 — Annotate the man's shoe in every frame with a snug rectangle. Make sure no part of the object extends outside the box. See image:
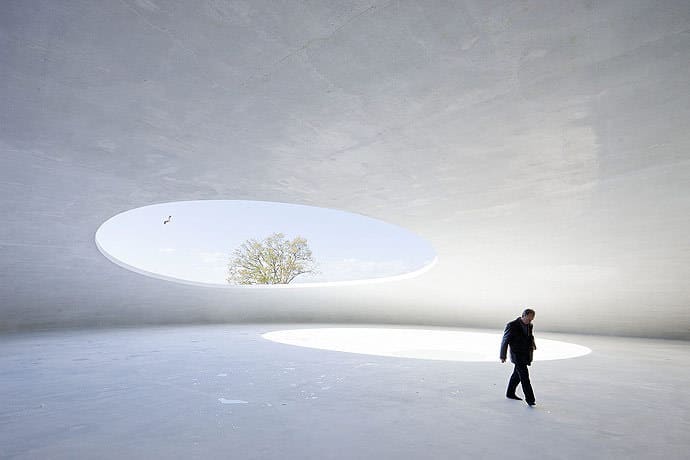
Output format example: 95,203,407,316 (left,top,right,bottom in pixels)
506,395,523,401
527,401,536,406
